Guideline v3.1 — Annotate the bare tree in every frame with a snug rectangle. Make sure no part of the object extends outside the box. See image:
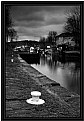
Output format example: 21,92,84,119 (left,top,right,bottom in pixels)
47,31,57,44
5,6,12,42
39,37,46,42
5,6,18,42
8,27,18,41
64,6,80,47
